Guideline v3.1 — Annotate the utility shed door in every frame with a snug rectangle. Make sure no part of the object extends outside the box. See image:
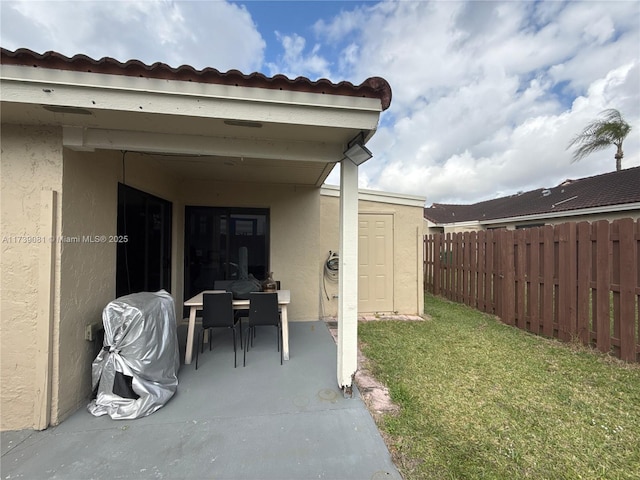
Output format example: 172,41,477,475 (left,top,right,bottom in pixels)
358,214,394,313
